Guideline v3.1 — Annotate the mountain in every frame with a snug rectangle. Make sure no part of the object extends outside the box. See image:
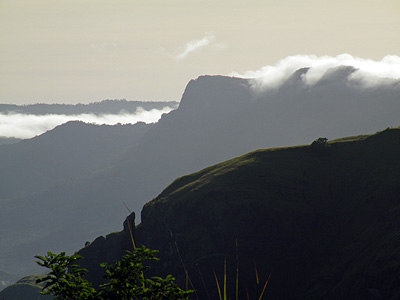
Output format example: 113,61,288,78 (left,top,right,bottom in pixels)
0,121,152,278
0,121,151,199
77,127,400,300
0,275,53,300
1,67,400,284
0,99,179,115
